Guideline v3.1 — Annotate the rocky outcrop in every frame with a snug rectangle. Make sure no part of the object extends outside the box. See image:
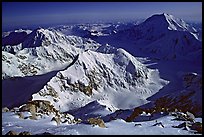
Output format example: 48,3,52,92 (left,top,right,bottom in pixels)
19,100,59,116
5,130,18,135
154,91,201,117
126,104,197,123
17,63,39,75
19,131,32,135
57,69,100,96
5,130,32,135
87,117,106,128
18,100,59,120
126,107,144,122
16,100,76,125
39,85,59,98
